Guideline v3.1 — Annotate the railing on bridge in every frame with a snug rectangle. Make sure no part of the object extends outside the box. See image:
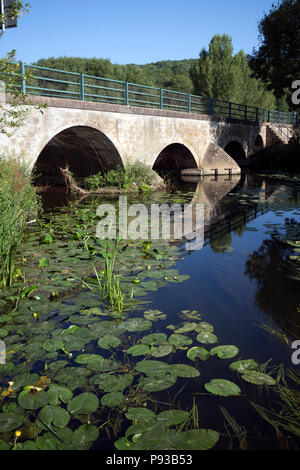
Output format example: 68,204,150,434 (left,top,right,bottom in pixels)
9,62,298,126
